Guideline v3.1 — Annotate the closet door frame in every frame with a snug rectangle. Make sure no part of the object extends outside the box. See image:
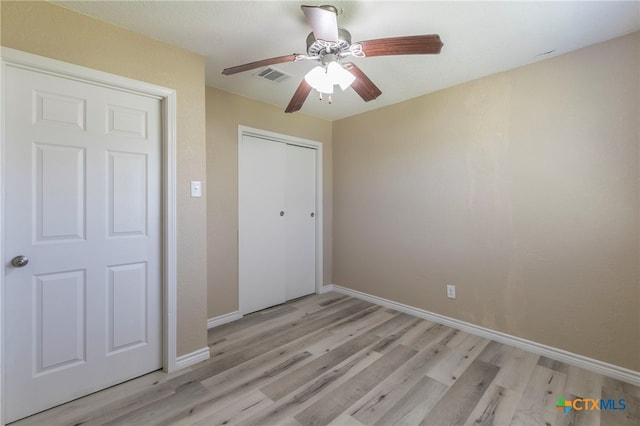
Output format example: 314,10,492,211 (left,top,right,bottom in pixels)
237,126,323,310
